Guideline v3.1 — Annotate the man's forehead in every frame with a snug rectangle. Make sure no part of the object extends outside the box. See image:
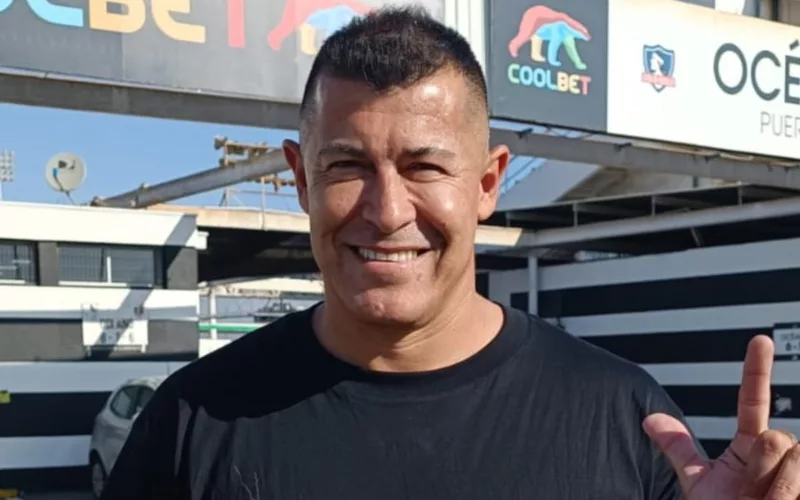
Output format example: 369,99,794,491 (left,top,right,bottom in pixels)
312,71,468,117
317,141,458,160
